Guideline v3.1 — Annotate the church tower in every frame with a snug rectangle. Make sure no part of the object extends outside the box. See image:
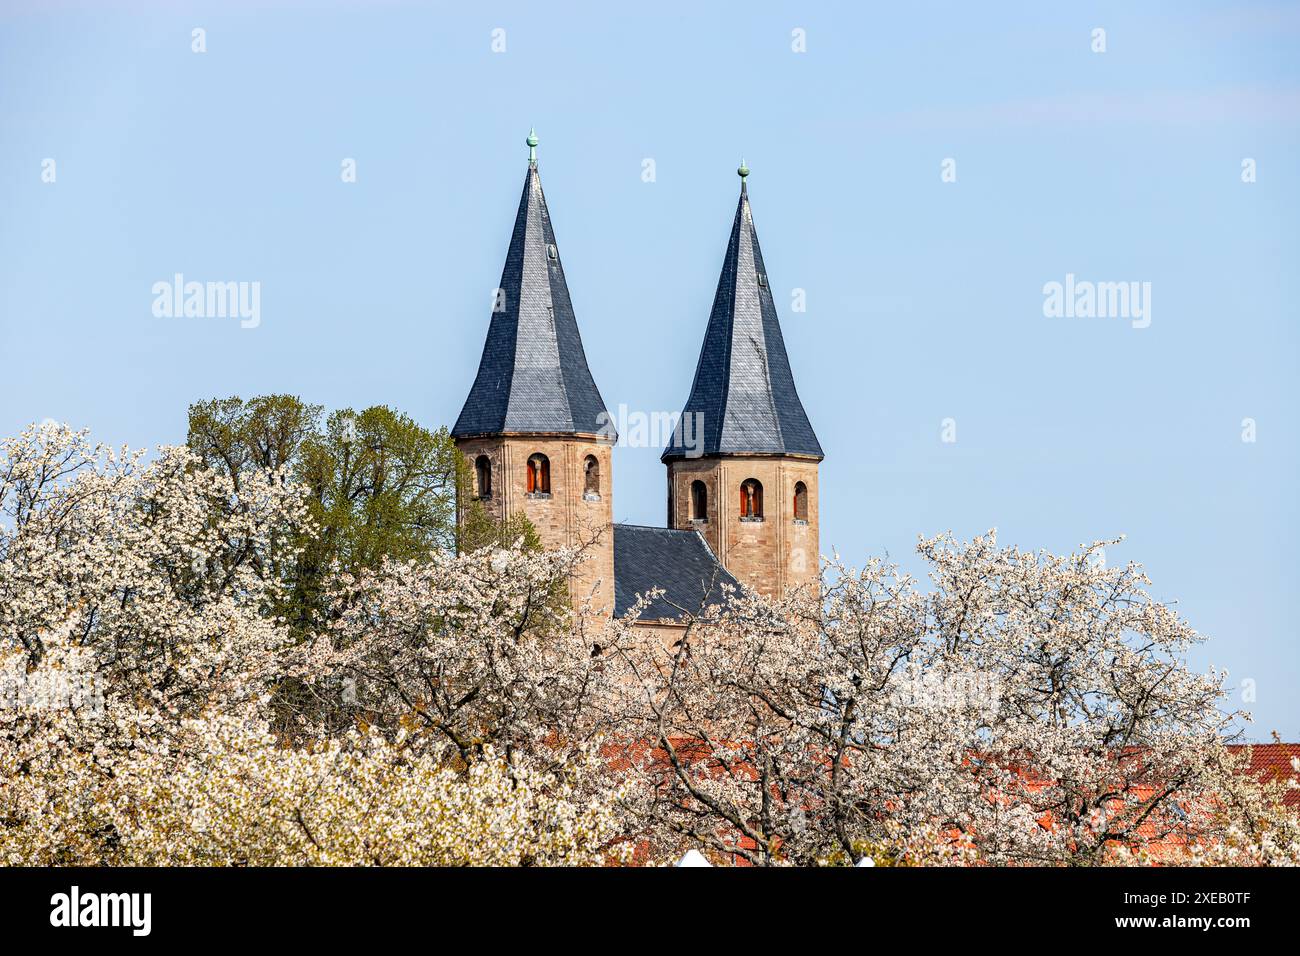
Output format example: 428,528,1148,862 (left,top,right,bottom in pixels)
662,162,823,599
453,131,616,615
